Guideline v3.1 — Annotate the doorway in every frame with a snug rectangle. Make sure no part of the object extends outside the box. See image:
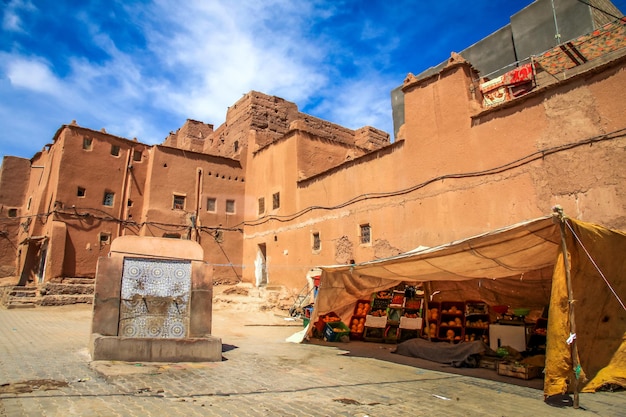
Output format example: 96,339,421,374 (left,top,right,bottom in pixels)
37,245,48,284
255,243,267,287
